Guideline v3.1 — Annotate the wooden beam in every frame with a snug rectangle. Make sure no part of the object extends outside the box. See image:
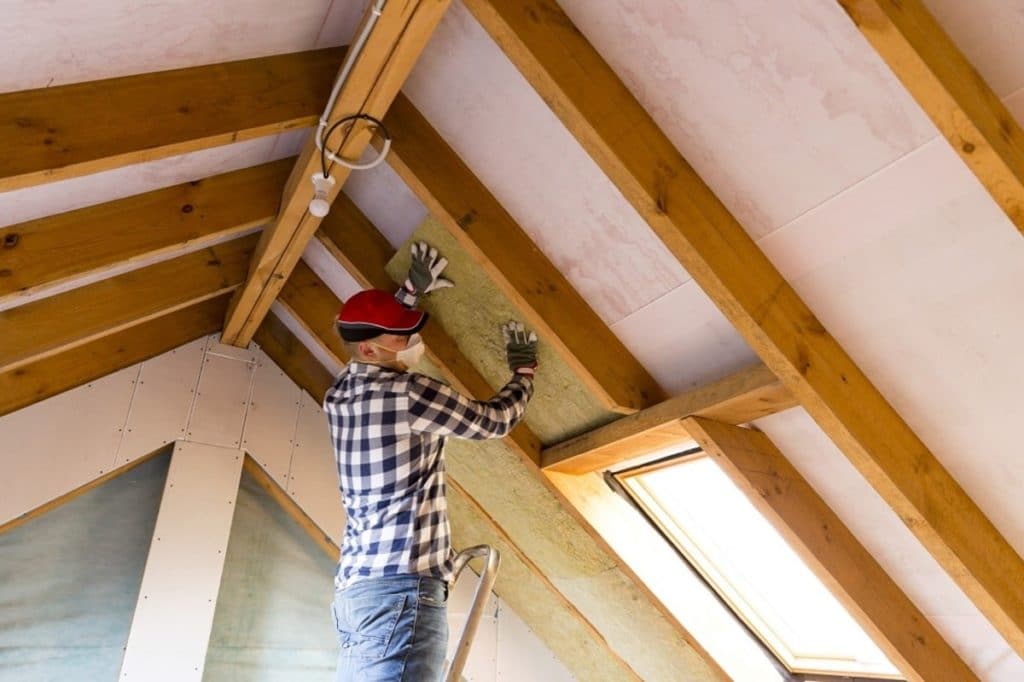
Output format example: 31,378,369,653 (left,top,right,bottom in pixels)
464,0,1024,655
543,364,797,474
684,417,978,682
839,0,1024,236
381,94,663,413
0,159,292,308
0,295,228,418
0,50,339,192
253,312,336,402
221,0,451,347
315,195,724,678
0,234,257,373
277,259,351,365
